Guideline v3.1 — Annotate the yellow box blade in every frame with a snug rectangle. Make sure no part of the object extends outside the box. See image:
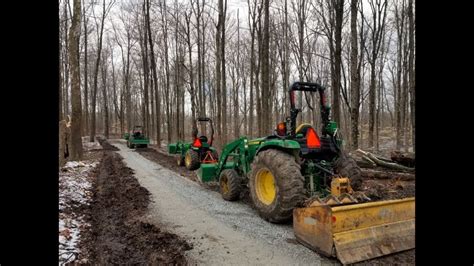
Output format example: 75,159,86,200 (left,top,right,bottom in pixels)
293,197,415,265
333,219,415,264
